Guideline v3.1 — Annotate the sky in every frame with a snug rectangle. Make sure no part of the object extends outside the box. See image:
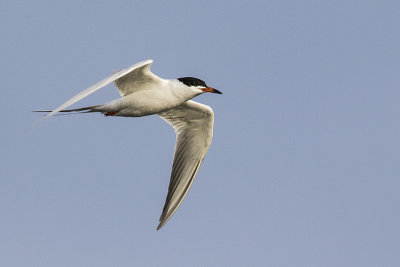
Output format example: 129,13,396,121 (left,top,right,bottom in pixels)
1,0,400,266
